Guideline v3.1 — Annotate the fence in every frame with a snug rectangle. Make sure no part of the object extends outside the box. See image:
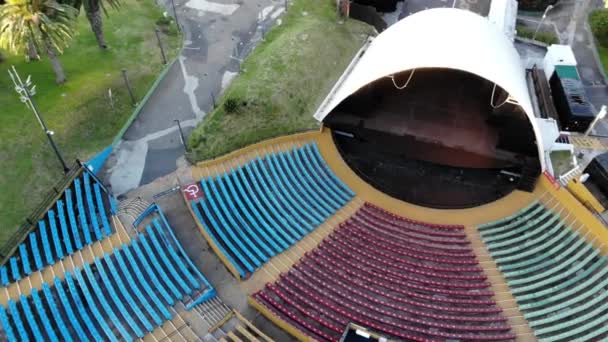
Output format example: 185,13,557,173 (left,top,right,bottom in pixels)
0,161,83,266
